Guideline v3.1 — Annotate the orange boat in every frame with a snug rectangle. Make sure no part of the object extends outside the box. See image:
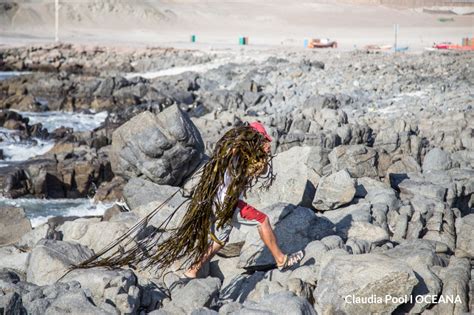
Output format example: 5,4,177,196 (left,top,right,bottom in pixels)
308,38,337,48
433,38,474,51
